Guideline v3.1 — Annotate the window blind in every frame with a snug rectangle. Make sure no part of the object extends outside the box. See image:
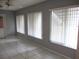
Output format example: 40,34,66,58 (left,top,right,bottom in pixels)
27,12,42,39
16,15,25,34
50,7,79,49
